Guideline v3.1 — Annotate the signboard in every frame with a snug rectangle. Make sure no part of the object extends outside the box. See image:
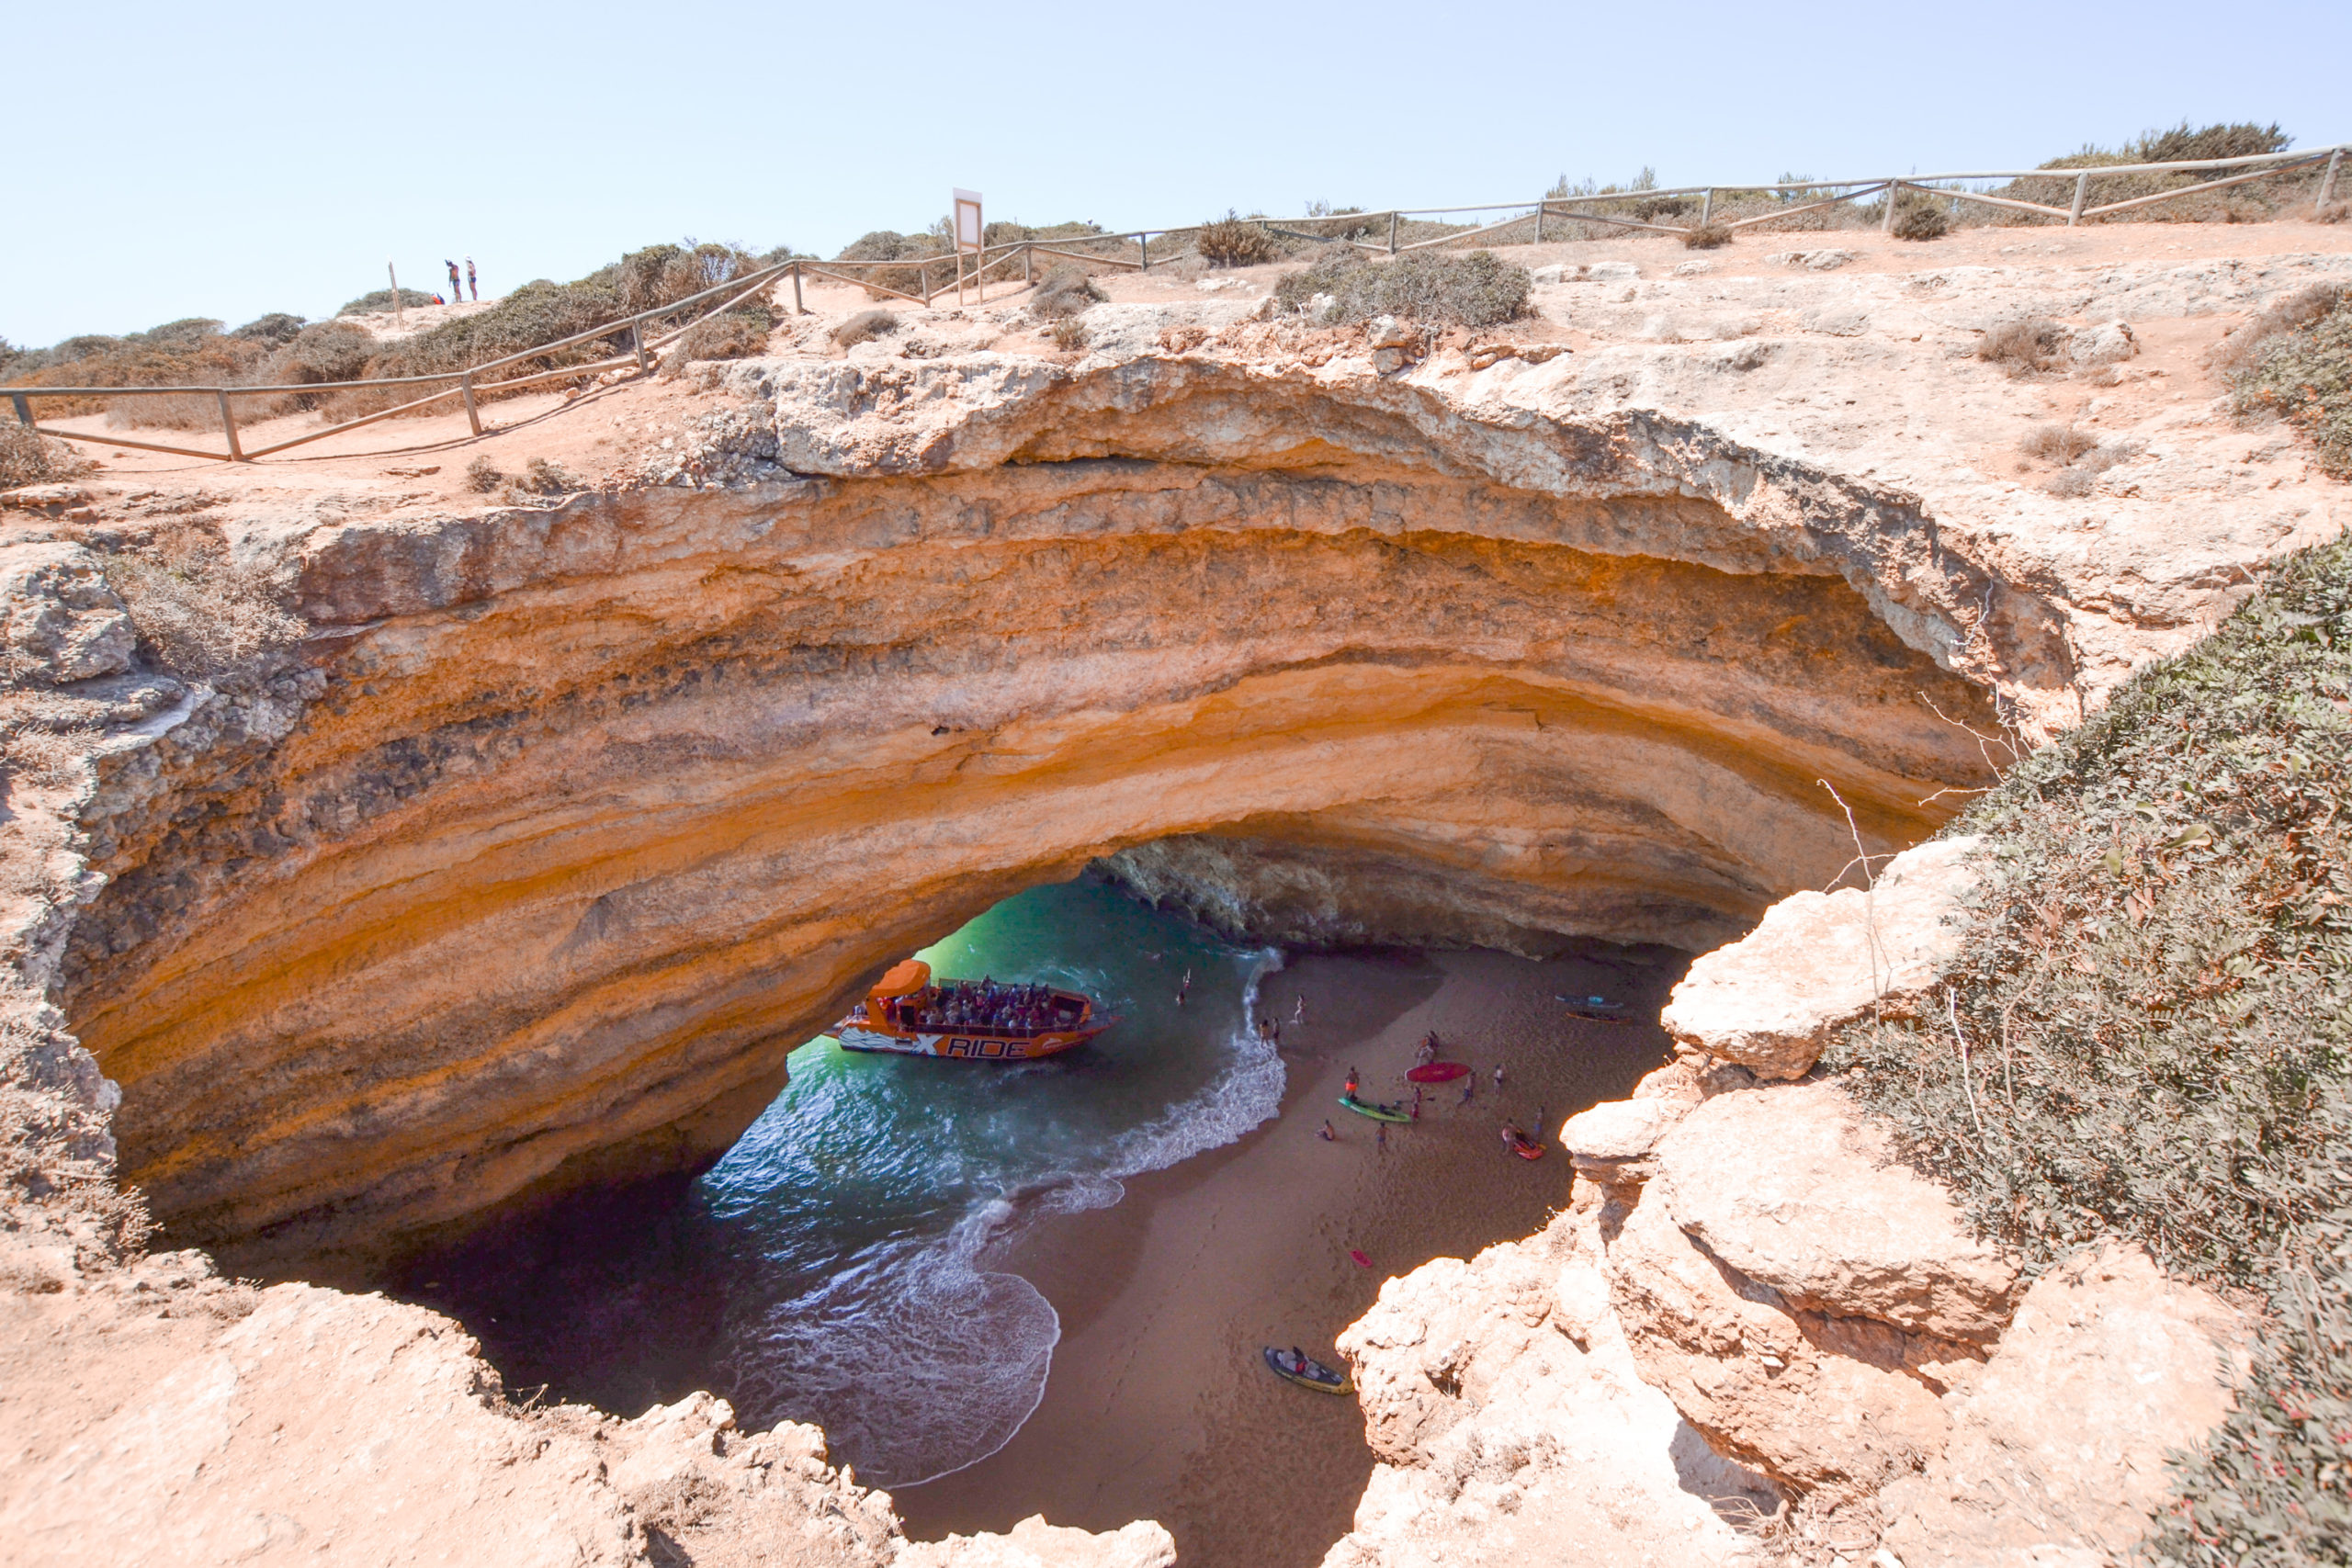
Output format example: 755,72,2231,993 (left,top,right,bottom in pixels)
953,189,984,254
